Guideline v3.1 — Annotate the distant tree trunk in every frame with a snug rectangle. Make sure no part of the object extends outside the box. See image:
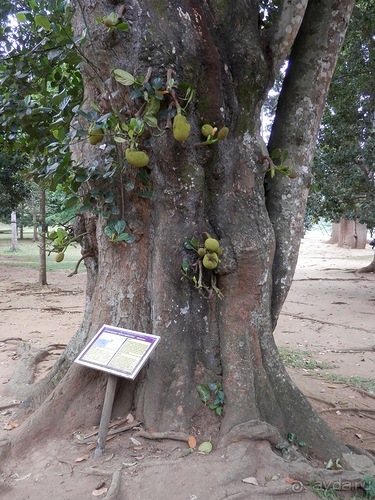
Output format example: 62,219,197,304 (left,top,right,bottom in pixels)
39,188,47,286
5,0,355,465
19,205,24,239
32,207,38,242
10,211,17,252
336,219,367,248
328,222,340,243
